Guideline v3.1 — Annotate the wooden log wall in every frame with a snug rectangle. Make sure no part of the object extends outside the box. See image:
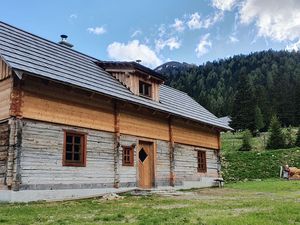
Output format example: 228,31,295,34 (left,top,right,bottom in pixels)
0,121,9,188
0,58,12,81
174,143,219,184
20,120,116,190
0,77,12,121
5,118,22,191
